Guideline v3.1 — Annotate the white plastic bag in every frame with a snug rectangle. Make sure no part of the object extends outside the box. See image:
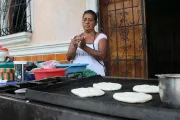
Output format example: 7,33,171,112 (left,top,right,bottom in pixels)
41,60,59,69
